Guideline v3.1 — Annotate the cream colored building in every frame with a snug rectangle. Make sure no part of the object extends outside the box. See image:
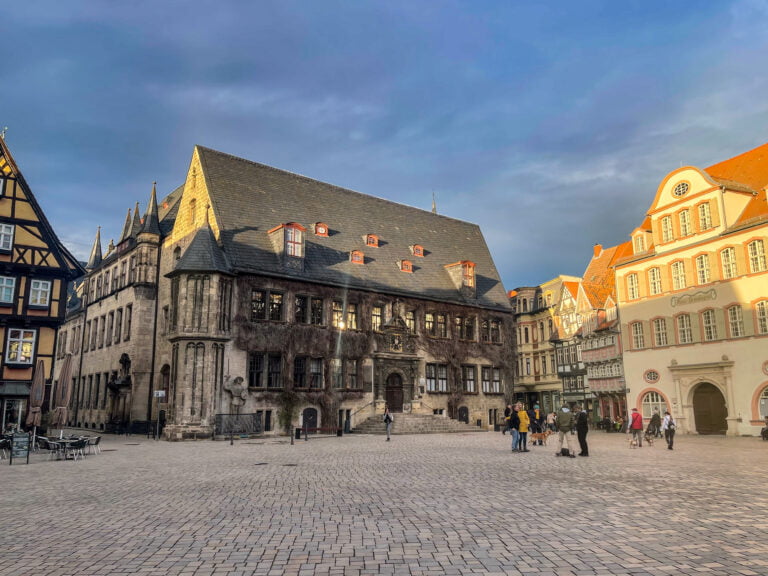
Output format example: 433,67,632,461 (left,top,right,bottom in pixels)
615,142,768,436
509,276,579,413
